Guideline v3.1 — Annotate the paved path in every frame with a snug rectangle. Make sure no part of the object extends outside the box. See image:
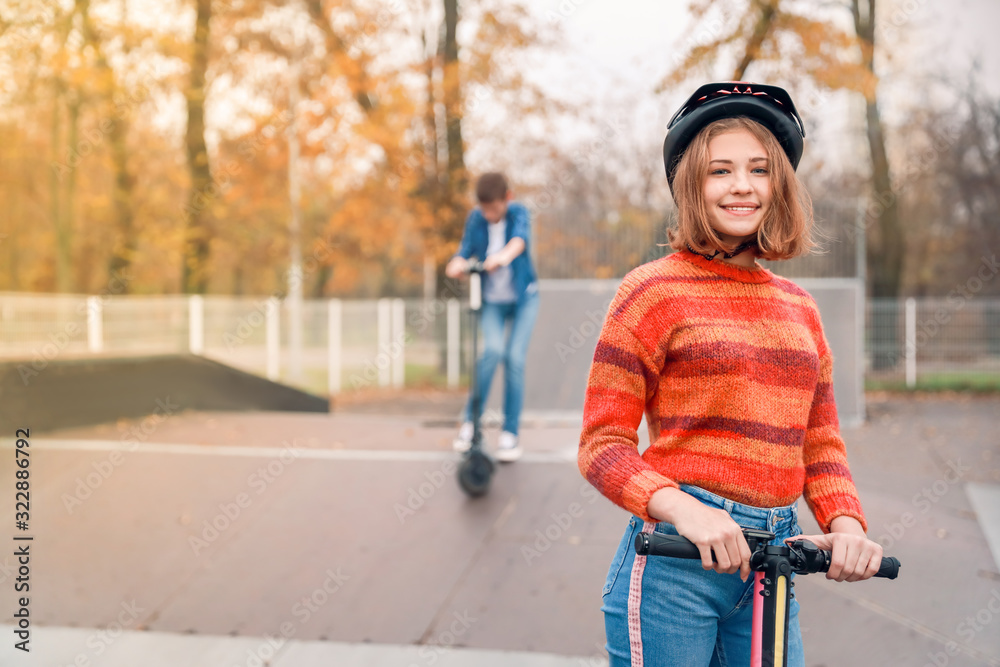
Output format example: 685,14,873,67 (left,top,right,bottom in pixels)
0,624,599,667
0,393,998,666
